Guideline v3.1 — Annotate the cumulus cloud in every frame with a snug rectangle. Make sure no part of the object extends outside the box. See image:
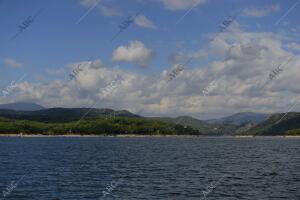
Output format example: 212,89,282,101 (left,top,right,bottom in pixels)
134,15,156,29
3,58,24,68
112,41,154,66
242,4,280,17
4,24,300,119
161,0,207,10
